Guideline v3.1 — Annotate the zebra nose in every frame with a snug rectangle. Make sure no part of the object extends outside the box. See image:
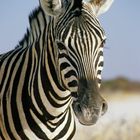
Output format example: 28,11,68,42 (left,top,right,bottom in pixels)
101,100,108,116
